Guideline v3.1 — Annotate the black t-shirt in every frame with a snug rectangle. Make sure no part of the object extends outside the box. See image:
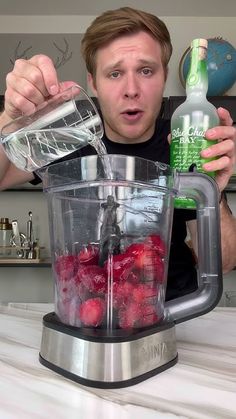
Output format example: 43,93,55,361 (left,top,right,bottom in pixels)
33,118,198,300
